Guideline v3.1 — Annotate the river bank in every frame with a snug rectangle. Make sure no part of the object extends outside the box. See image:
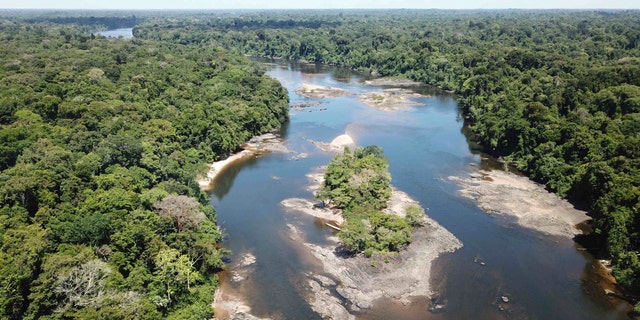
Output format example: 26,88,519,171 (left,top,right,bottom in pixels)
197,133,291,191
448,168,589,238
